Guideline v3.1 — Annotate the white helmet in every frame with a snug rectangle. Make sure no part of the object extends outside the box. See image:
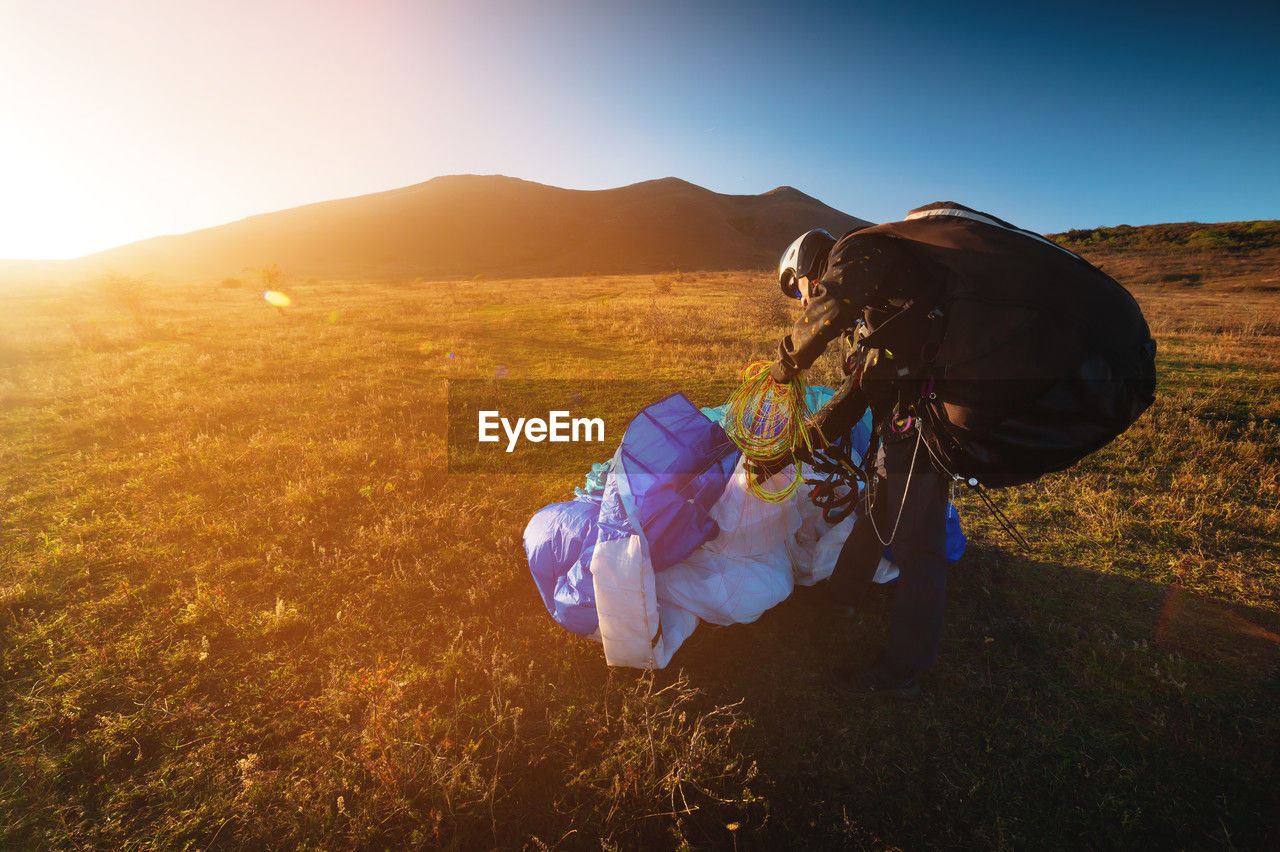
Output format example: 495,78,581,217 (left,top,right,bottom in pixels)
778,229,835,298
